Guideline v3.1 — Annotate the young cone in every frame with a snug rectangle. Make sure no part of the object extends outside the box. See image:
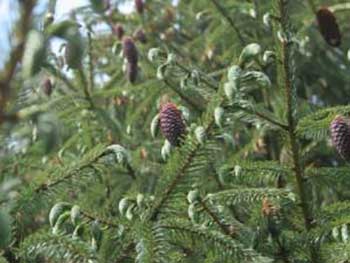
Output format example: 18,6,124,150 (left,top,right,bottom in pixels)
330,115,350,160
42,78,53,96
135,0,144,14
133,29,147,44
316,7,341,47
126,62,138,84
122,37,138,64
159,102,186,146
113,24,124,40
